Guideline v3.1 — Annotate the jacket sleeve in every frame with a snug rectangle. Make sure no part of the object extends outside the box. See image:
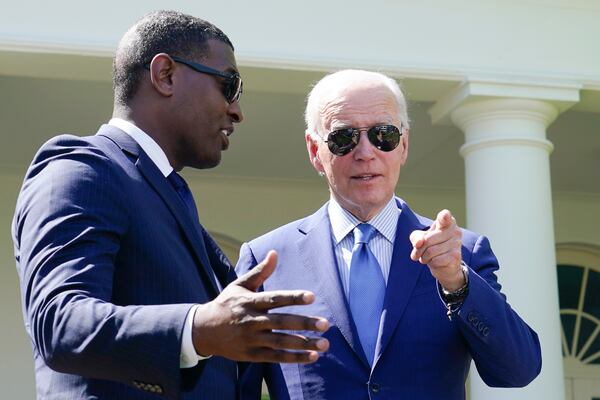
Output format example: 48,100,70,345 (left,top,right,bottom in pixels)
456,234,542,387
12,137,193,399
236,242,260,276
